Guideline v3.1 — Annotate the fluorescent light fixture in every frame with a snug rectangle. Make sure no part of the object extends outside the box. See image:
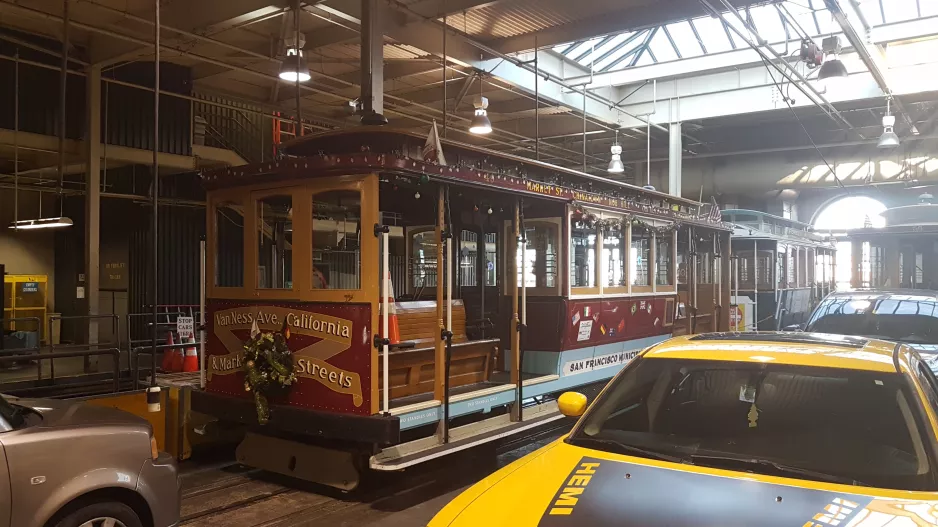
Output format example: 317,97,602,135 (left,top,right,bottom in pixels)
8,217,74,230
469,96,492,135
608,143,624,173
